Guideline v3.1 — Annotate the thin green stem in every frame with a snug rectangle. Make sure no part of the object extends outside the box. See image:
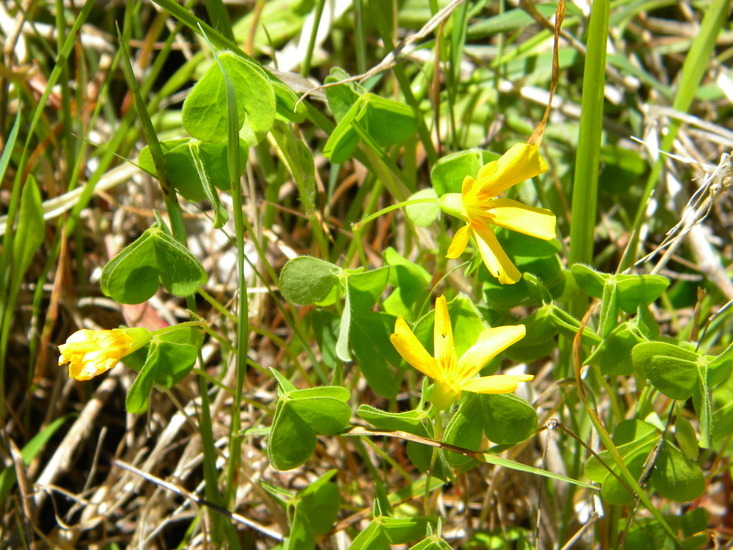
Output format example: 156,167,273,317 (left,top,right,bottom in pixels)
301,0,326,77
568,0,609,317
353,197,439,232
152,321,204,336
424,409,444,514
205,36,249,523
354,0,367,74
